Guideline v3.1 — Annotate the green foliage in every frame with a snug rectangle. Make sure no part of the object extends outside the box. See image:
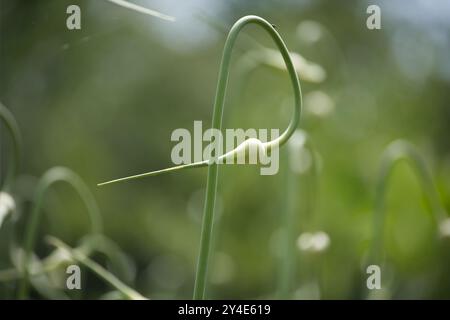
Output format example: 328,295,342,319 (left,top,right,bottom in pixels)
1,1,449,300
